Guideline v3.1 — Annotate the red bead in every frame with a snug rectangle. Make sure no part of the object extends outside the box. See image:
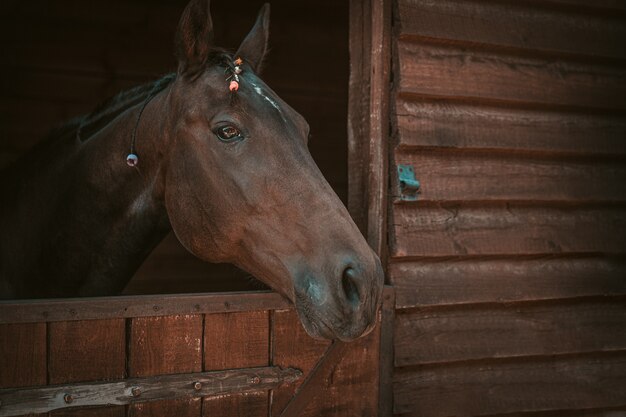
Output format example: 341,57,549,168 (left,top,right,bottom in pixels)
229,80,239,91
